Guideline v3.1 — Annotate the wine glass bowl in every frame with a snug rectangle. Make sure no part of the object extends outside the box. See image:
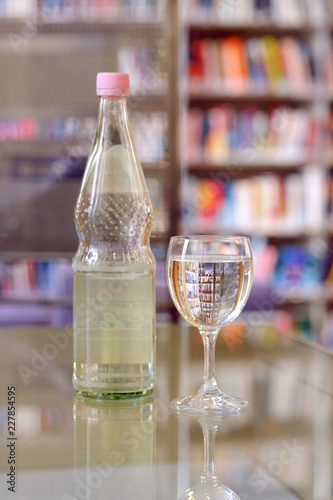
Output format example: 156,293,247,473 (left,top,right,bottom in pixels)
167,235,253,414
